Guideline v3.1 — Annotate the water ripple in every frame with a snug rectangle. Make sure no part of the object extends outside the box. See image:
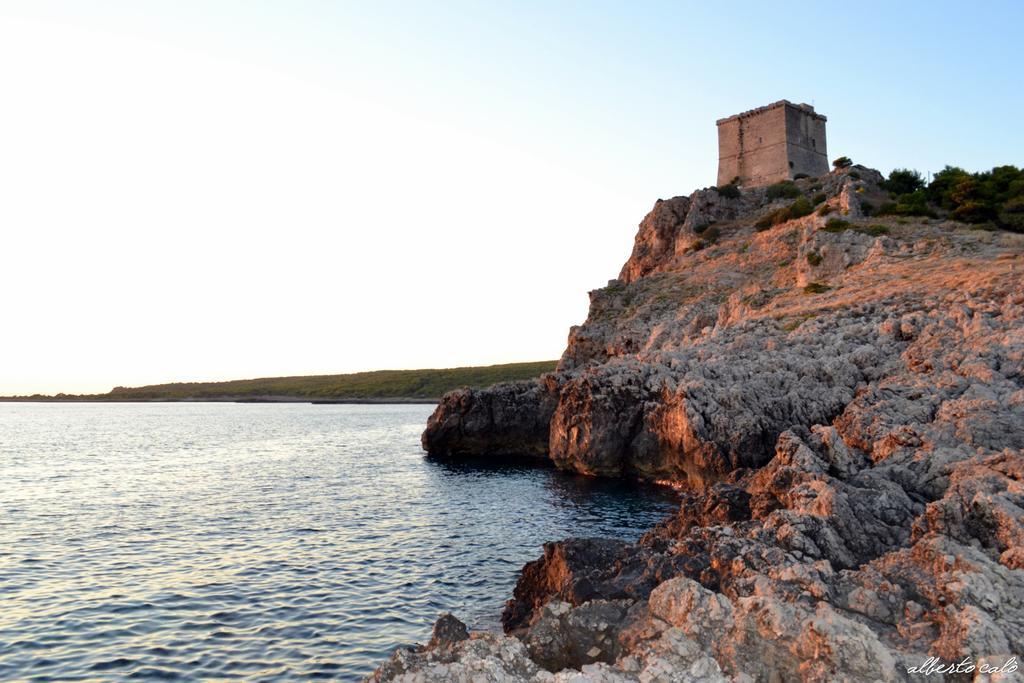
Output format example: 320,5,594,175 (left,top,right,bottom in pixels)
0,402,678,680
